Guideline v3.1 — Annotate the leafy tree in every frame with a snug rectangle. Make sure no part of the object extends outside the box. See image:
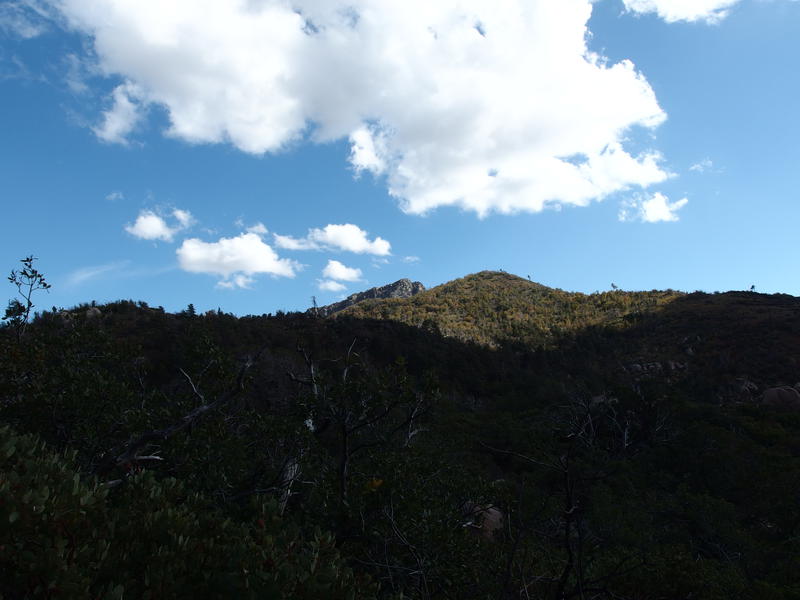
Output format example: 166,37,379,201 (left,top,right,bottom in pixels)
4,256,50,340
